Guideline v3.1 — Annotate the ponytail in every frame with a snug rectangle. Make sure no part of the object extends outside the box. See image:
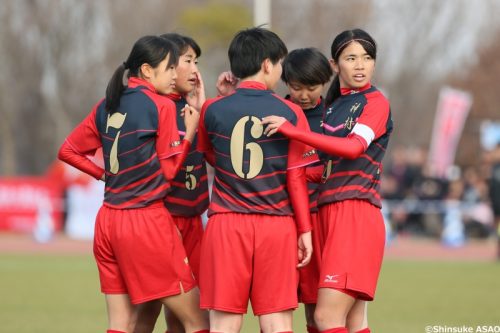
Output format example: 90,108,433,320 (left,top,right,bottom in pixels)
105,63,127,114
103,35,179,114
325,75,341,107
